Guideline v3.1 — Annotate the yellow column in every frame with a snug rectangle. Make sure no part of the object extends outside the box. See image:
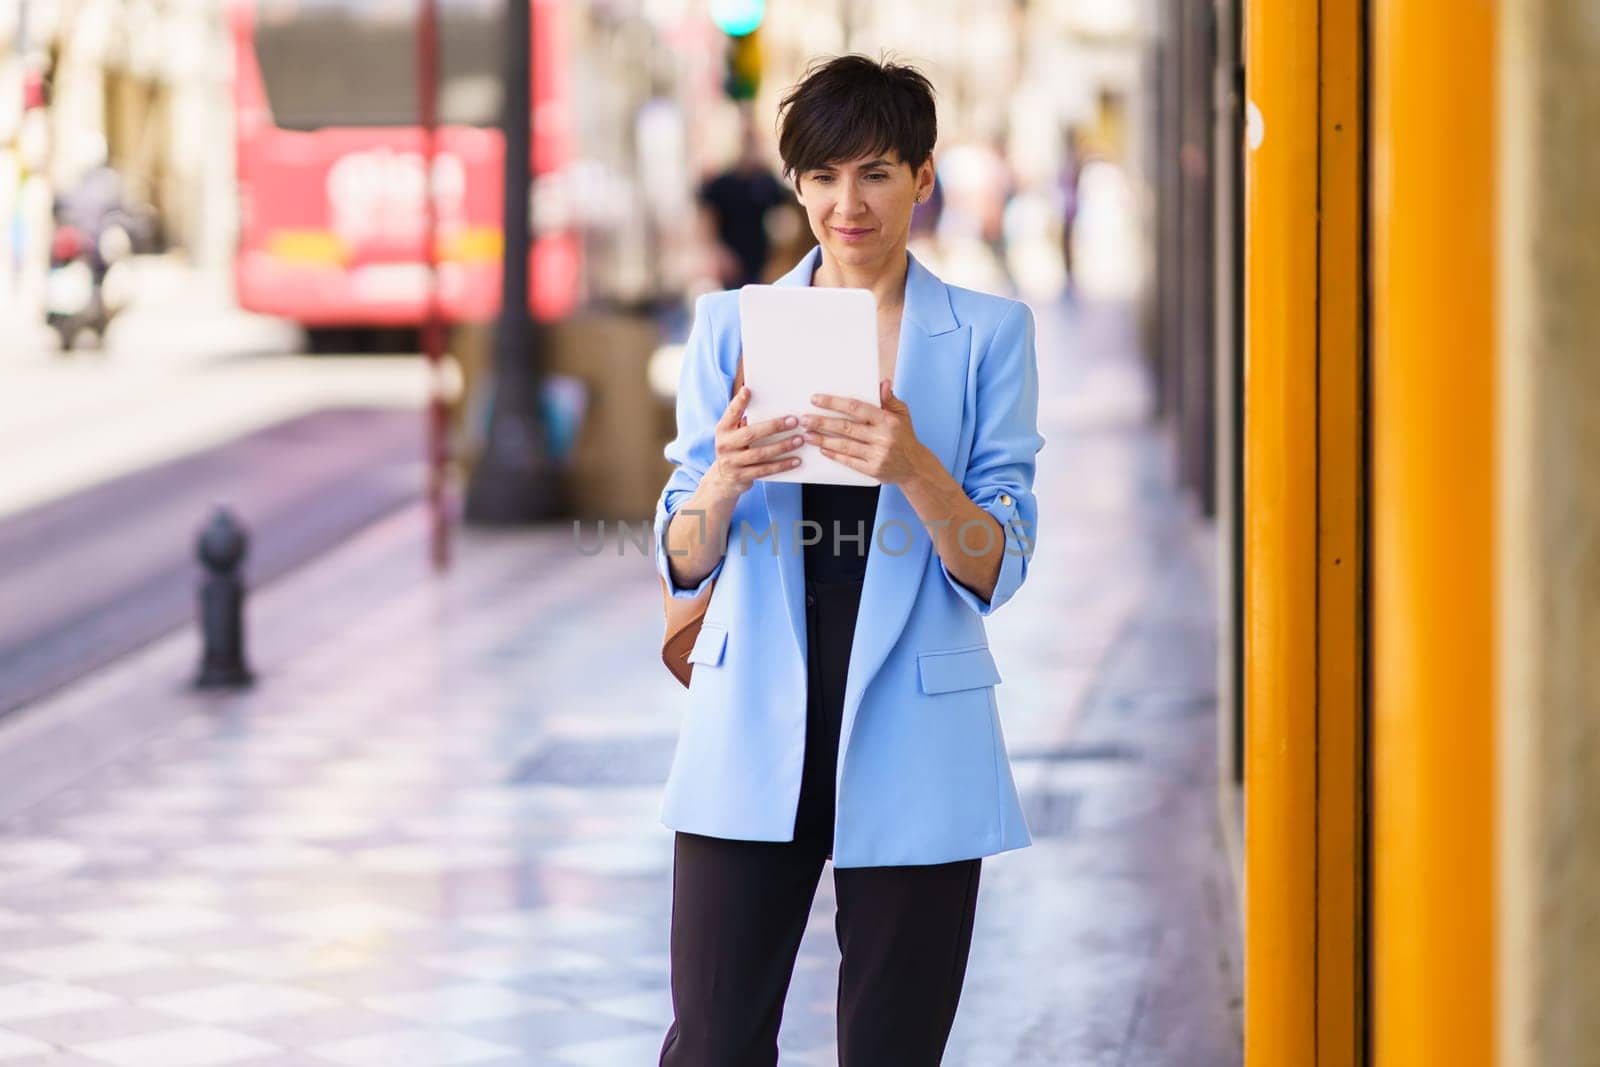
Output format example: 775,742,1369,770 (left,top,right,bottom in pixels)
1242,0,1318,1060
1245,0,1367,1061
1314,1,1367,1060
1370,0,1497,1062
